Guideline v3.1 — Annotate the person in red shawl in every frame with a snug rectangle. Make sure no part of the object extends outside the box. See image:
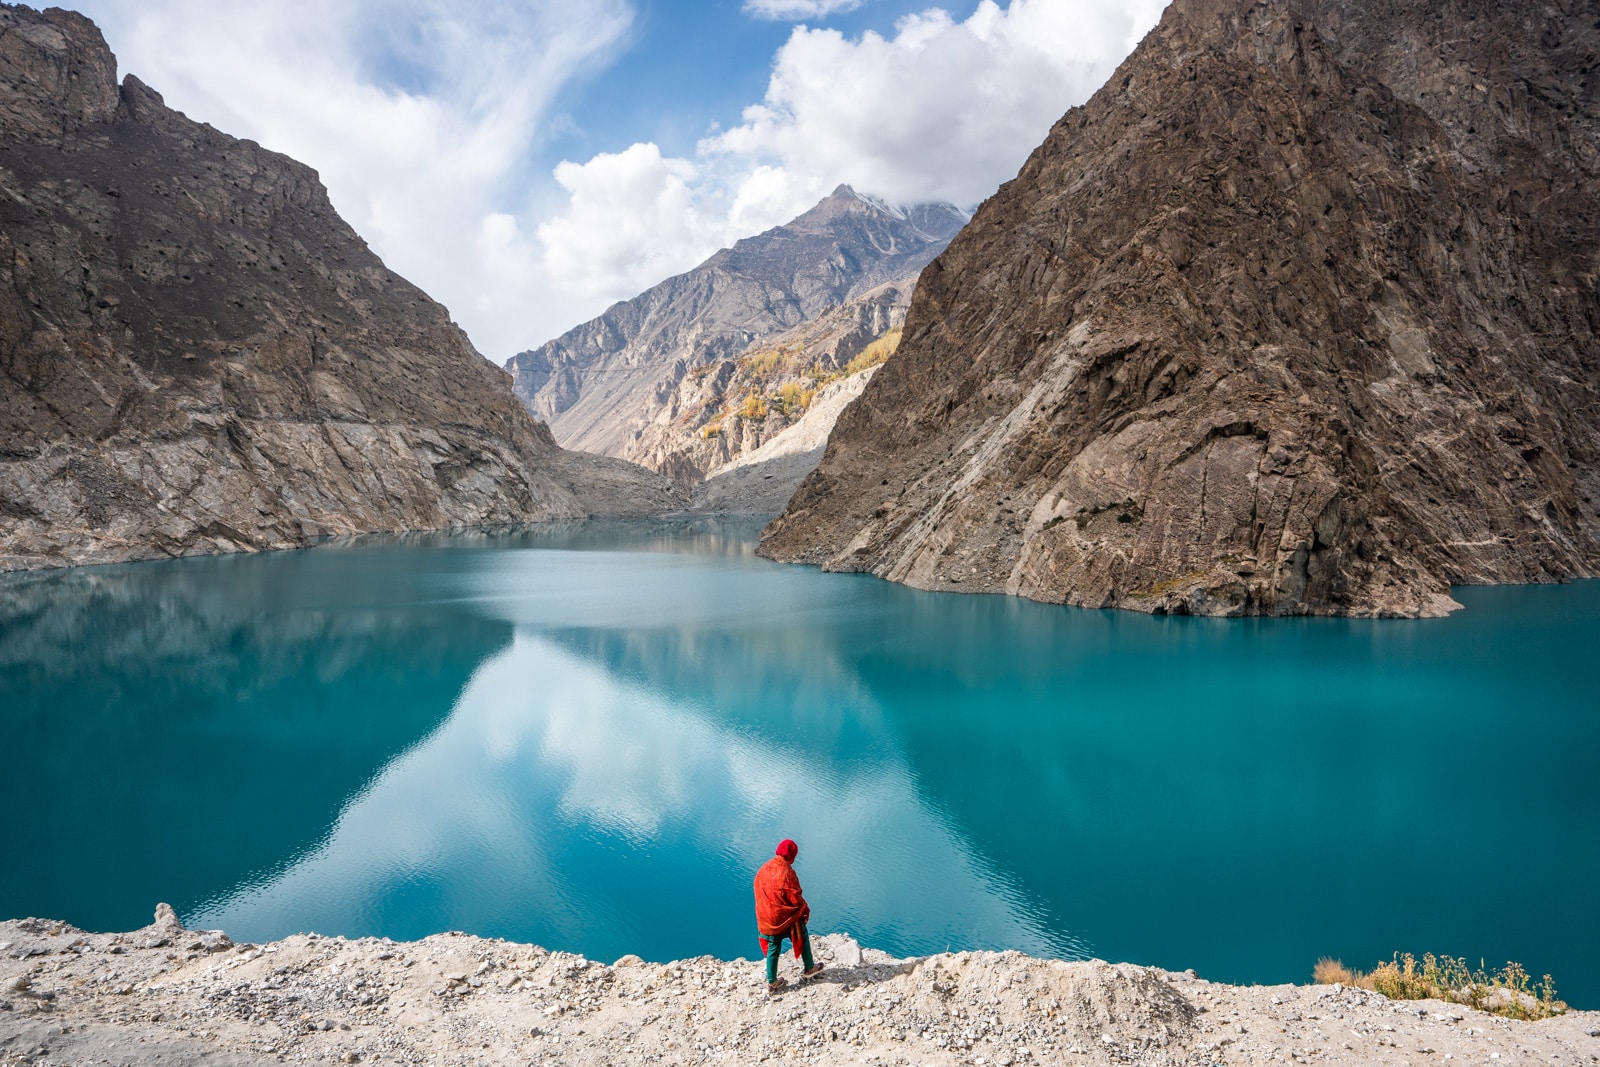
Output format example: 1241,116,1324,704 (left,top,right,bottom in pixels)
753,838,824,992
